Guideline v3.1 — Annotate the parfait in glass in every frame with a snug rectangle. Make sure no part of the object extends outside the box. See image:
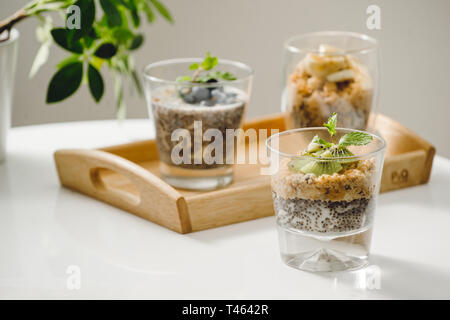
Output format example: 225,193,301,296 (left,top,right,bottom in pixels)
144,52,253,190
282,31,379,130
266,113,386,272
